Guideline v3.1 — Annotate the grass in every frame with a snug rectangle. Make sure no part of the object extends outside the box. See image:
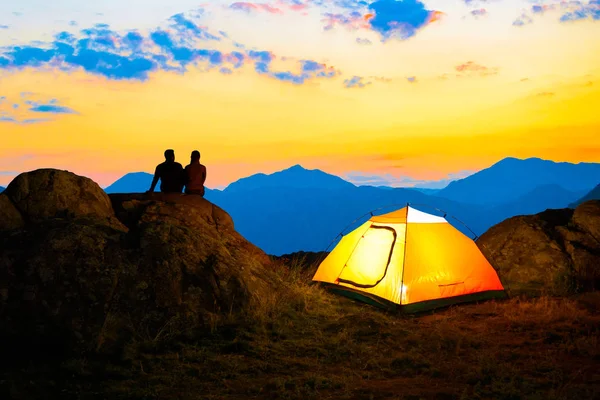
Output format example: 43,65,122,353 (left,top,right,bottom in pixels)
2,255,599,400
